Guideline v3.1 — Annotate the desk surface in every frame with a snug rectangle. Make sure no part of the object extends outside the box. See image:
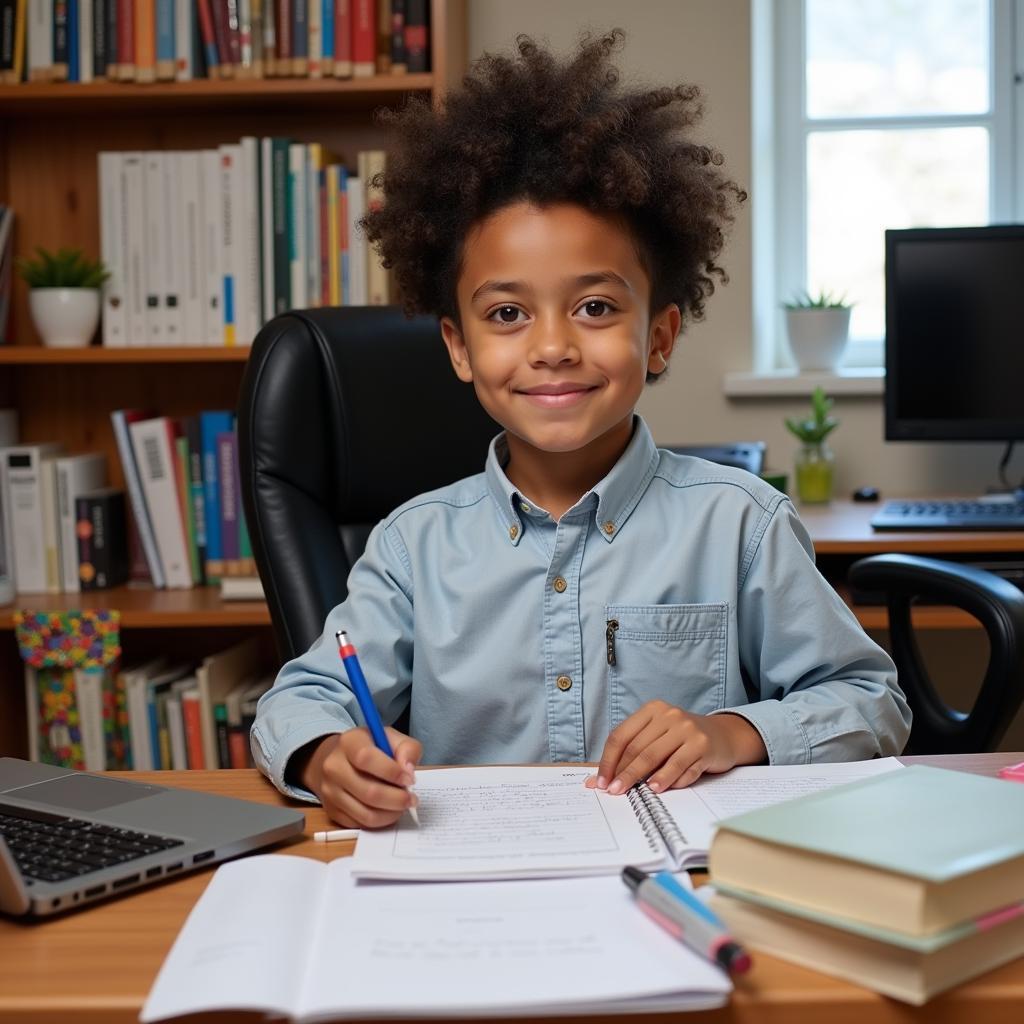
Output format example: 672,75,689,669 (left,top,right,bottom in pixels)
1,754,1021,1024
800,500,1024,554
